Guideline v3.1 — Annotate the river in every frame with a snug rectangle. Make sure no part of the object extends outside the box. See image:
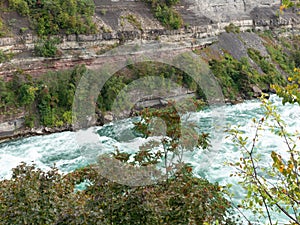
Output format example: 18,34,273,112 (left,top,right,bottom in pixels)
0,94,299,224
